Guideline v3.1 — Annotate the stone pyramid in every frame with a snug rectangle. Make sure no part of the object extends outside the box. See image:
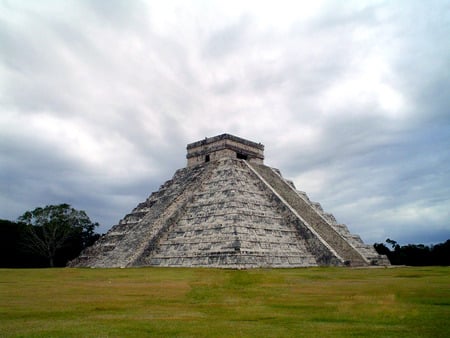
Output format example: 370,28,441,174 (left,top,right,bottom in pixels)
70,134,389,268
